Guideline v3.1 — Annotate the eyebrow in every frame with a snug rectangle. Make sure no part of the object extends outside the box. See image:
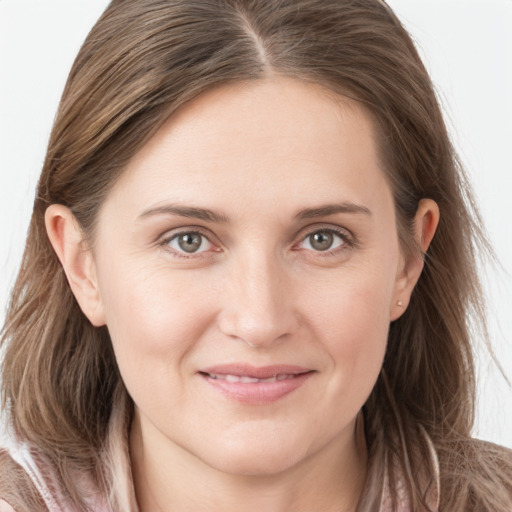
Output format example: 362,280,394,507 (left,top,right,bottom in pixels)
138,201,371,223
138,204,230,223
294,202,372,220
